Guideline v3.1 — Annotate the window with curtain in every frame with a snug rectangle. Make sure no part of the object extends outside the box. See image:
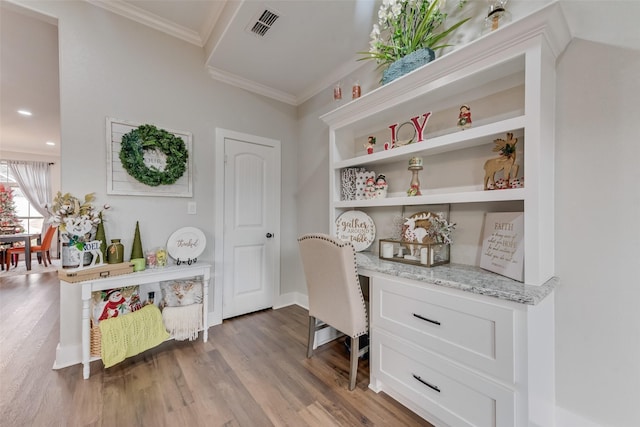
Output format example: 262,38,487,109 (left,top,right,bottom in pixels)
0,160,47,234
